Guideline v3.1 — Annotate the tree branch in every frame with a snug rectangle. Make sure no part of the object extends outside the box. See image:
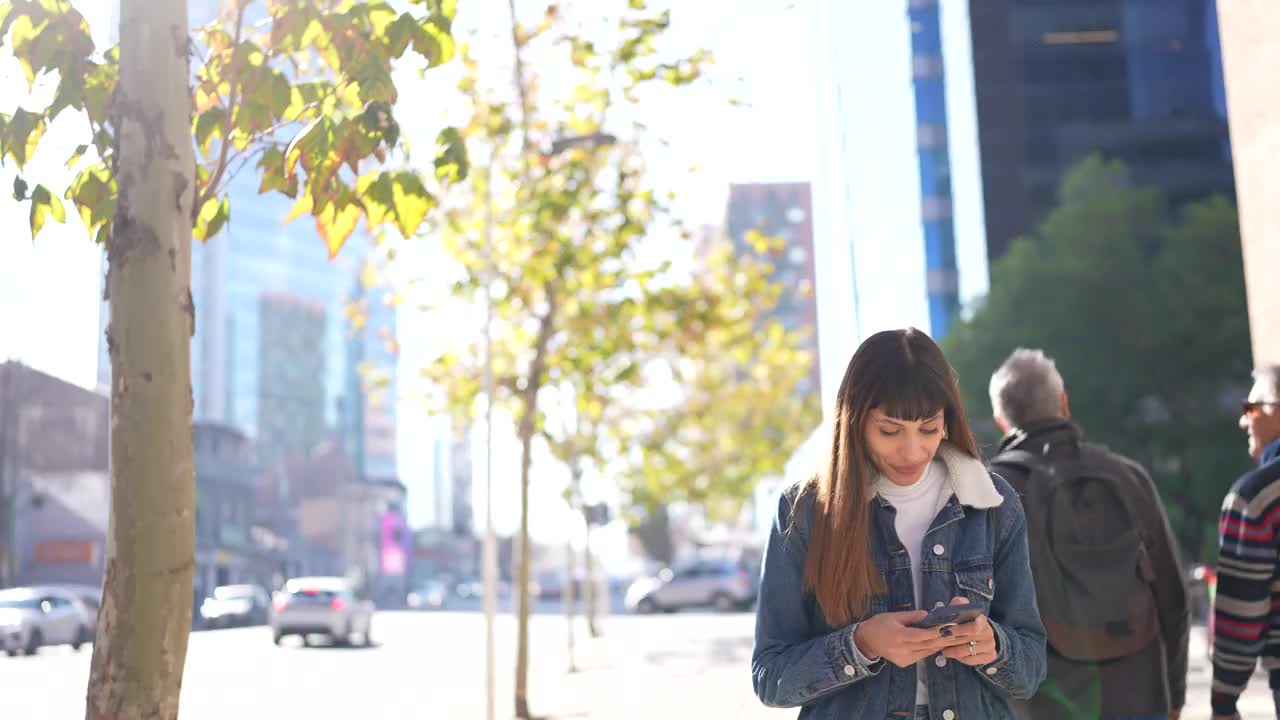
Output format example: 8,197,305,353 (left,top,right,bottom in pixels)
198,0,249,211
